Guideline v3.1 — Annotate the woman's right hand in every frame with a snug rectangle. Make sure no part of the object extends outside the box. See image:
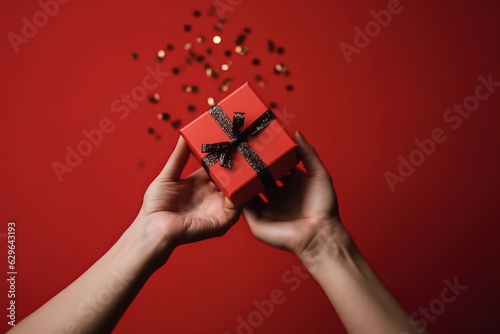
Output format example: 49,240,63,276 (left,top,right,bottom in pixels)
242,132,353,267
